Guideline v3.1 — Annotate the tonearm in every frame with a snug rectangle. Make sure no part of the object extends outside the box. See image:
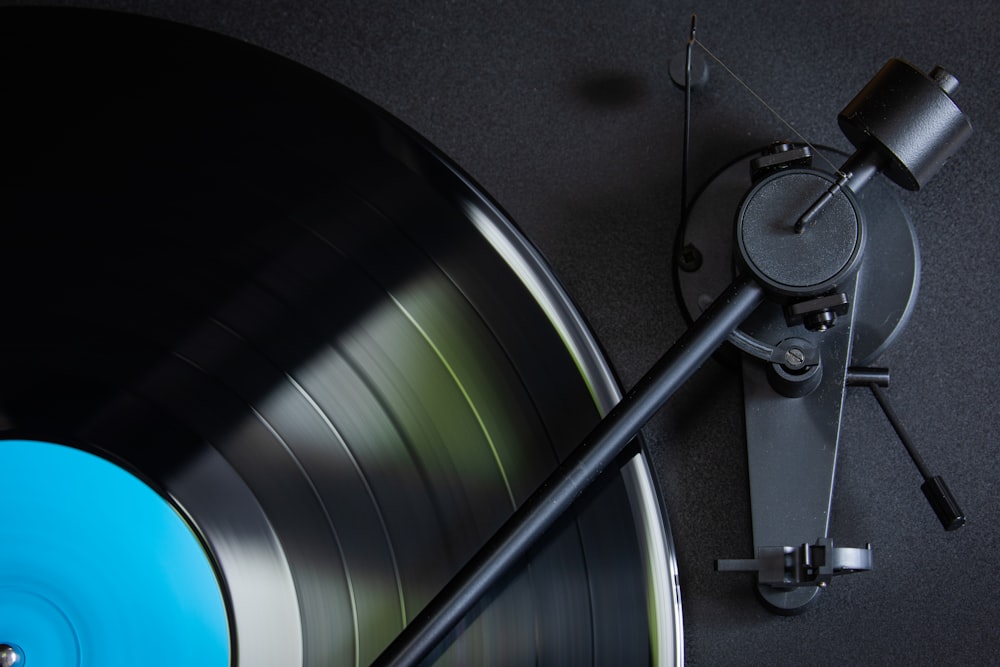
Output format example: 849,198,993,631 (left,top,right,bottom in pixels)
374,24,971,665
